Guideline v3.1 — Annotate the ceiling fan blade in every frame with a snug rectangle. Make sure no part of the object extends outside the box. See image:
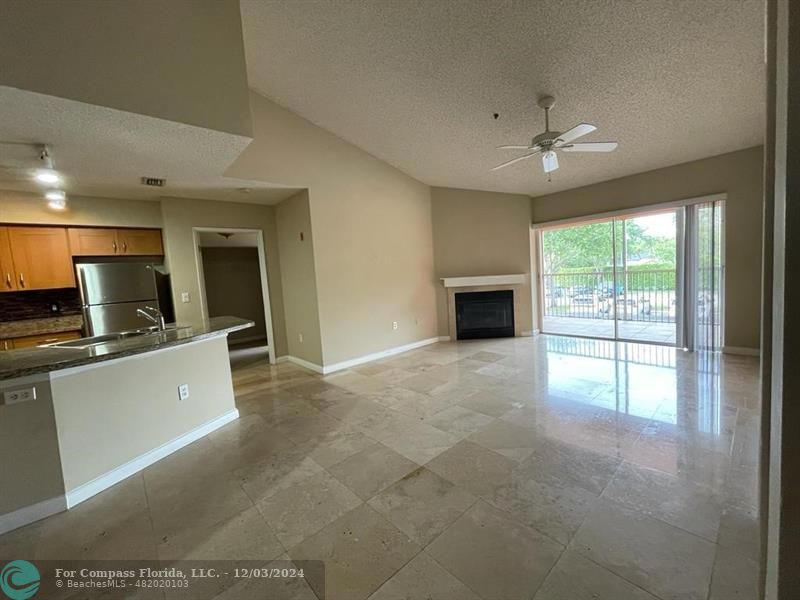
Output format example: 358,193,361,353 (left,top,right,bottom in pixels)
542,151,559,173
496,145,531,150
557,123,597,144
491,153,537,171
560,142,618,153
